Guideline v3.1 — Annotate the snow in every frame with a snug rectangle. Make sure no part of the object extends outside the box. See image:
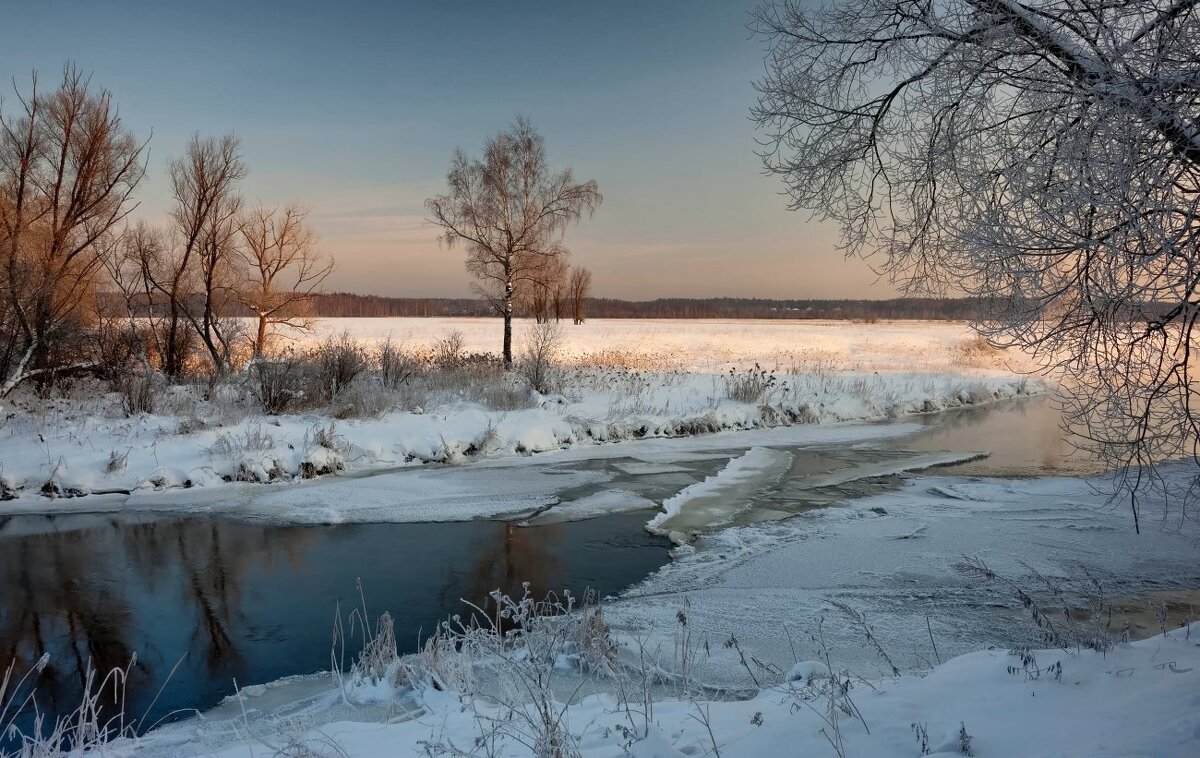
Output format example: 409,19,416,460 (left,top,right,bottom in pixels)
604,465,1200,686
114,460,1200,757
522,489,659,526
0,318,1039,519
139,622,1200,757
297,317,1022,374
